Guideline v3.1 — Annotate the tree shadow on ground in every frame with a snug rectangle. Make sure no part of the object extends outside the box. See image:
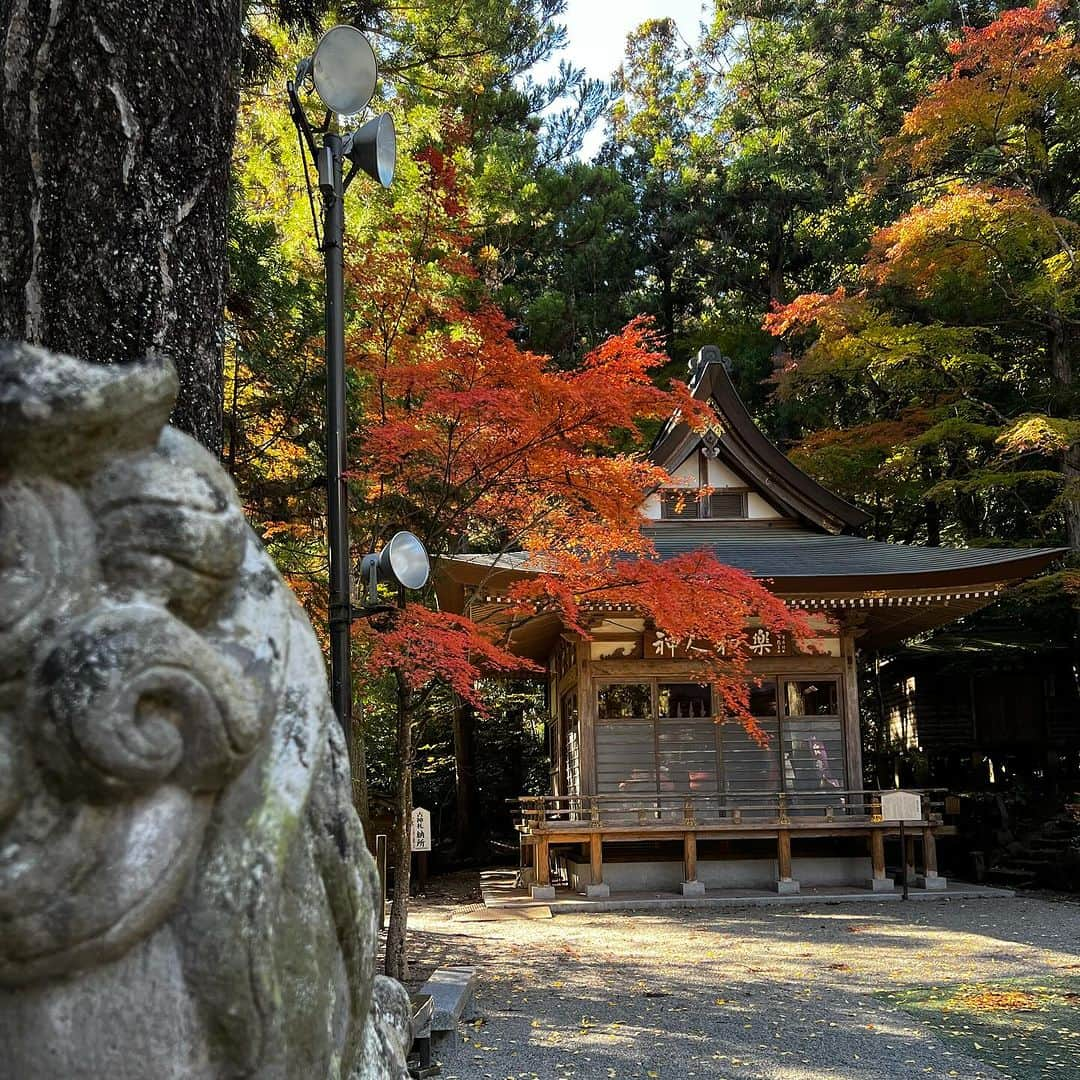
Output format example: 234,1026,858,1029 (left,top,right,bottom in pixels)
404,876,1080,1078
